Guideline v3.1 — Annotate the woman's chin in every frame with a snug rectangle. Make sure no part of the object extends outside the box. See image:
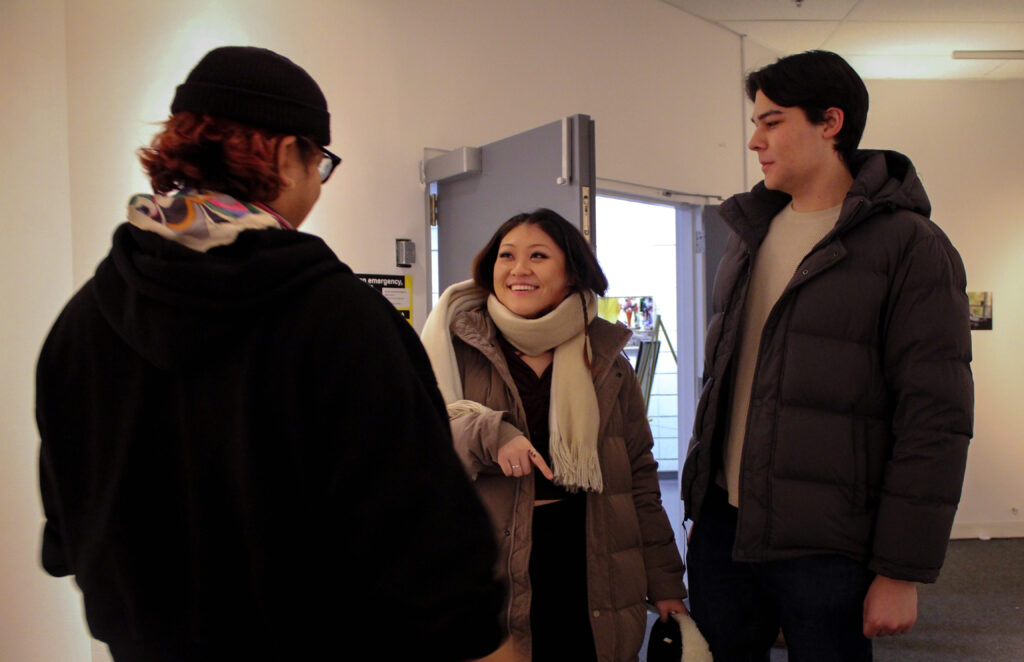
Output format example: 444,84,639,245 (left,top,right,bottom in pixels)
508,302,557,319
